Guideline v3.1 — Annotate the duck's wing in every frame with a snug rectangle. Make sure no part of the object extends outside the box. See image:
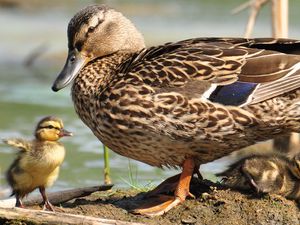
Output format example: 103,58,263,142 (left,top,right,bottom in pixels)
122,38,300,106
3,138,31,152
